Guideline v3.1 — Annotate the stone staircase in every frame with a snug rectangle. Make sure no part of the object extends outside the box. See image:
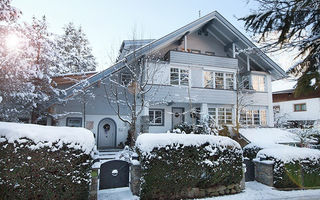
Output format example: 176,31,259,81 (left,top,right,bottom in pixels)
92,149,122,169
